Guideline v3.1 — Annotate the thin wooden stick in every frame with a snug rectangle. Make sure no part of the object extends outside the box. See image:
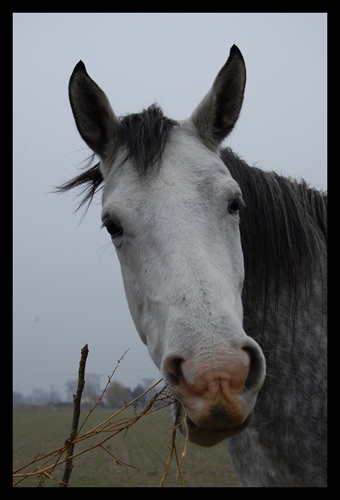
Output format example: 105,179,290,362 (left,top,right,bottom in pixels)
60,343,89,487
